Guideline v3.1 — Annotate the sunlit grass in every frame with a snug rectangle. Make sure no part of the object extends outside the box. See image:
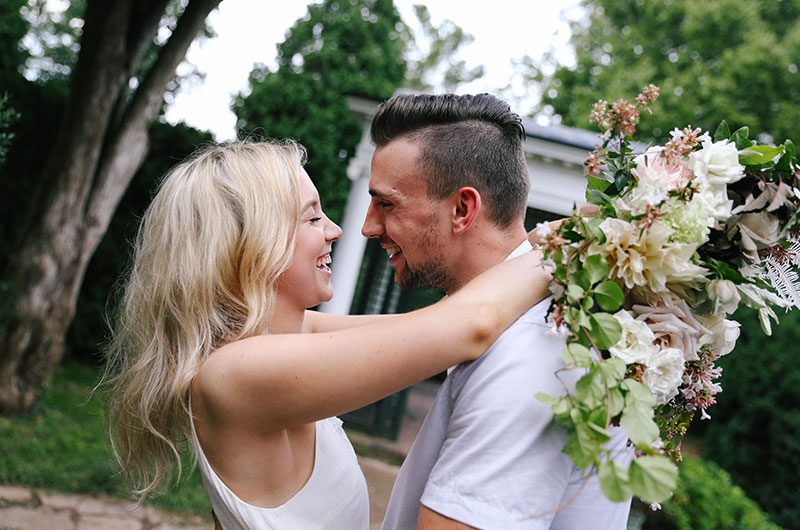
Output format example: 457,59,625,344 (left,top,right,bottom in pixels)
0,361,210,517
